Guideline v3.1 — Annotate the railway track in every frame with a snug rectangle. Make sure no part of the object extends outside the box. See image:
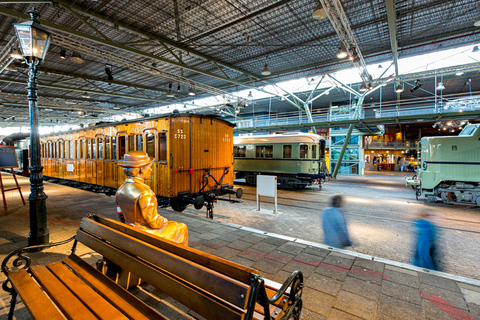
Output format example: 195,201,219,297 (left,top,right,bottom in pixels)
239,190,480,235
